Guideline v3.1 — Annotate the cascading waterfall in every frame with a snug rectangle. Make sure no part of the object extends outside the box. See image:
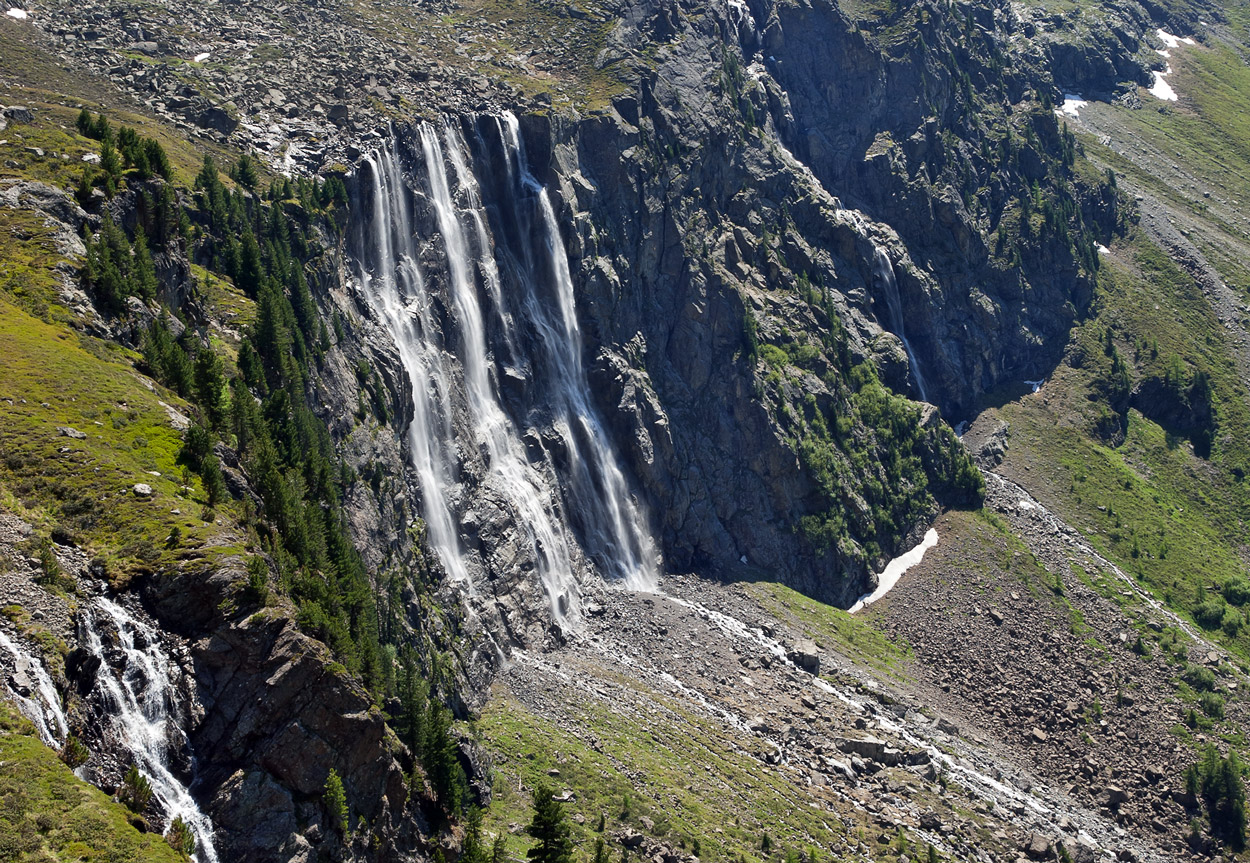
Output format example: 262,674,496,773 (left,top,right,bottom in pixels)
80,598,219,863
355,139,472,587
871,246,930,403
496,114,658,593
353,114,657,623
420,121,584,620
0,629,67,747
